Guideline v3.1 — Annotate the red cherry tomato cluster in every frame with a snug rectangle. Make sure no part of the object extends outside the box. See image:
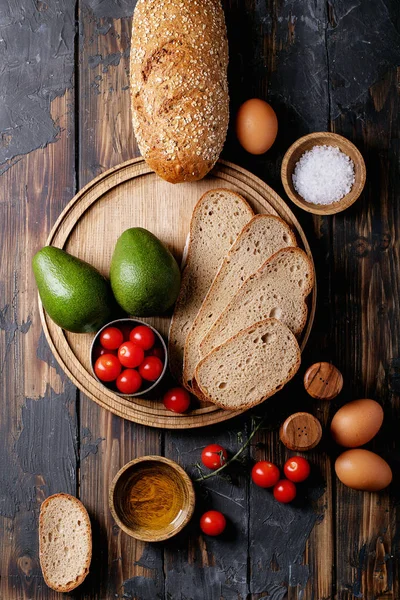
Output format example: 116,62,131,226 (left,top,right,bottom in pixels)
197,446,311,535
93,324,165,394
251,456,311,503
